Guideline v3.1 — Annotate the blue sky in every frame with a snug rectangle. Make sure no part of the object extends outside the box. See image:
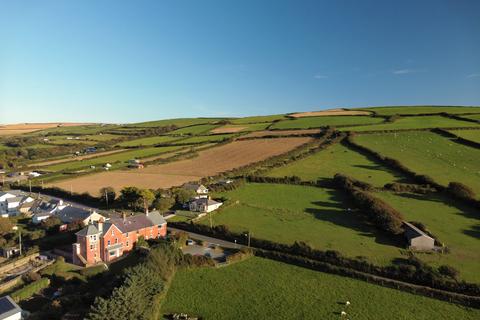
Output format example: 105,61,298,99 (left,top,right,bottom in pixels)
1,0,479,123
